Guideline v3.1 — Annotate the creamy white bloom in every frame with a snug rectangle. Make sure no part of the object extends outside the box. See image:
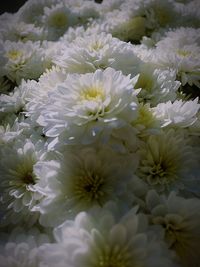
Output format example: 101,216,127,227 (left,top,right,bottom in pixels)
132,44,157,63
146,190,200,267
66,0,101,24
0,121,24,146
131,103,161,136
99,0,123,13
0,1,199,265
100,7,147,44
0,138,46,227
152,98,200,128
99,0,180,43
143,0,180,31
0,80,32,119
179,0,200,28
136,129,199,194
0,21,46,42
16,0,60,26
42,2,78,41
155,27,200,48
26,66,67,123
59,25,86,43
0,228,50,267
134,63,180,106
37,68,139,147
1,41,45,84
40,203,177,267
35,145,138,227
0,110,45,145
154,27,200,87
54,32,141,76
0,12,15,26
